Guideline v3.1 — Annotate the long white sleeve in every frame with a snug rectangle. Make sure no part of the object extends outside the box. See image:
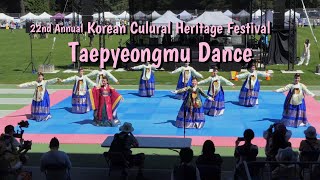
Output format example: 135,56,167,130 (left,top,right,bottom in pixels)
151,66,157,70
190,68,203,78
301,84,315,97
84,76,96,87
171,67,183,74
86,70,99,78
220,76,234,86
61,76,76,83
18,81,37,88
45,78,58,85
236,72,249,79
257,71,269,77
131,65,144,70
105,71,118,83
198,77,211,85
275,84,292,93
